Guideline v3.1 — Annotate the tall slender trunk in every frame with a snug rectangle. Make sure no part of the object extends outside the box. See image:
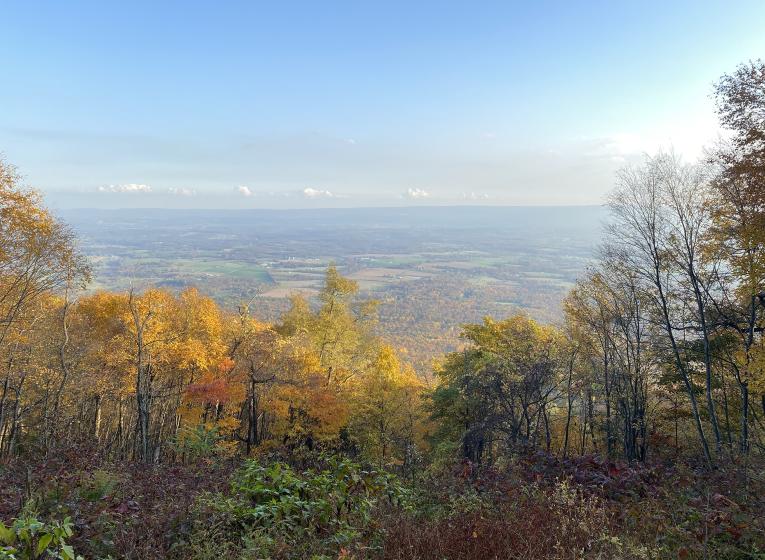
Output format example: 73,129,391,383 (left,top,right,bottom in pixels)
720,371,733,450
654,264,713,466
580,395,587,455
51,298,73,445
117,396,125,458
246,378,259,454
603,348,612,458
588,391,598,451
130,292,153,463
562,353,575,458
738,293,758,454
693,282,722,453
93,394,102,441
0,376,8,454
740,384,749,454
